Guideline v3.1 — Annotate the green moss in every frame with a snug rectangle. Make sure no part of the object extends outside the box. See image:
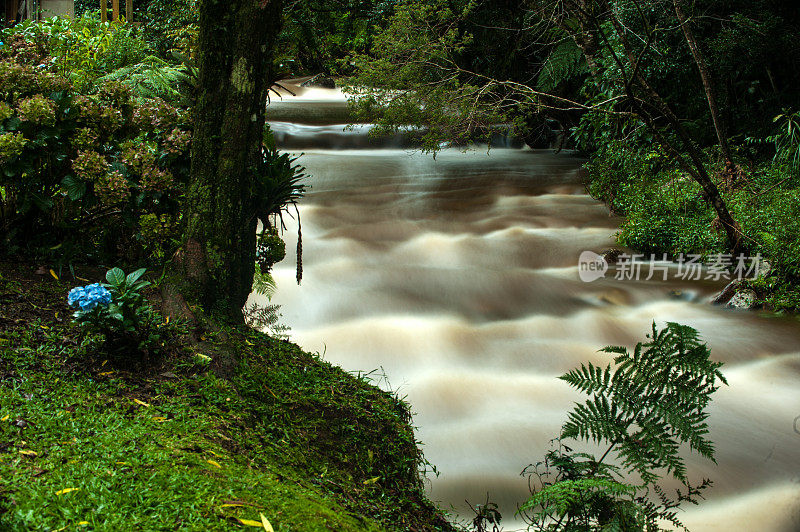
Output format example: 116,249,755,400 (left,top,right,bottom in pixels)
0,264,456,531
230,58,255,95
